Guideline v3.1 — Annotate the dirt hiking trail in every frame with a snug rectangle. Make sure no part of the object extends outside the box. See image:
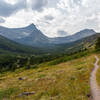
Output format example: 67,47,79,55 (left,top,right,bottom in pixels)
90,56,100,100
